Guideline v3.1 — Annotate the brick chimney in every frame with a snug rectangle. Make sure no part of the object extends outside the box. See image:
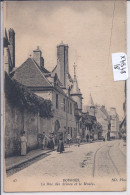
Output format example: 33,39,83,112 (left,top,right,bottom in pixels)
41,57,44,70
33,46,44,69
8,28,15,69
33,46,41,66
57,42,69,86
